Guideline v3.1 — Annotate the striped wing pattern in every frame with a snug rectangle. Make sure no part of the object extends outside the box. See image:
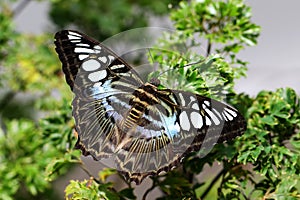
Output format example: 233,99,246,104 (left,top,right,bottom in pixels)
54,30,246,184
